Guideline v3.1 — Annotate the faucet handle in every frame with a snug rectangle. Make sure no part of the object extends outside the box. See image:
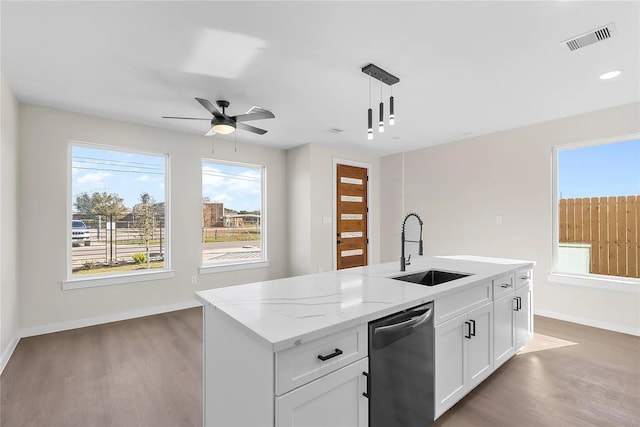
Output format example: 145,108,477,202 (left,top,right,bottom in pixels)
406,254,411,265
